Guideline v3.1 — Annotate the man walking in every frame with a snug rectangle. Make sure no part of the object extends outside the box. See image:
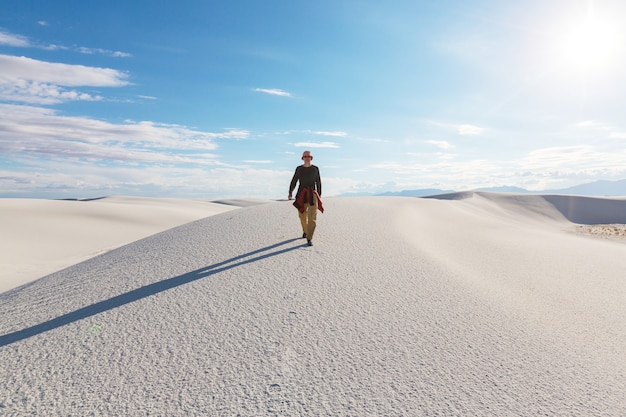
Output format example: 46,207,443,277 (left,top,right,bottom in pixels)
288,150,323,246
